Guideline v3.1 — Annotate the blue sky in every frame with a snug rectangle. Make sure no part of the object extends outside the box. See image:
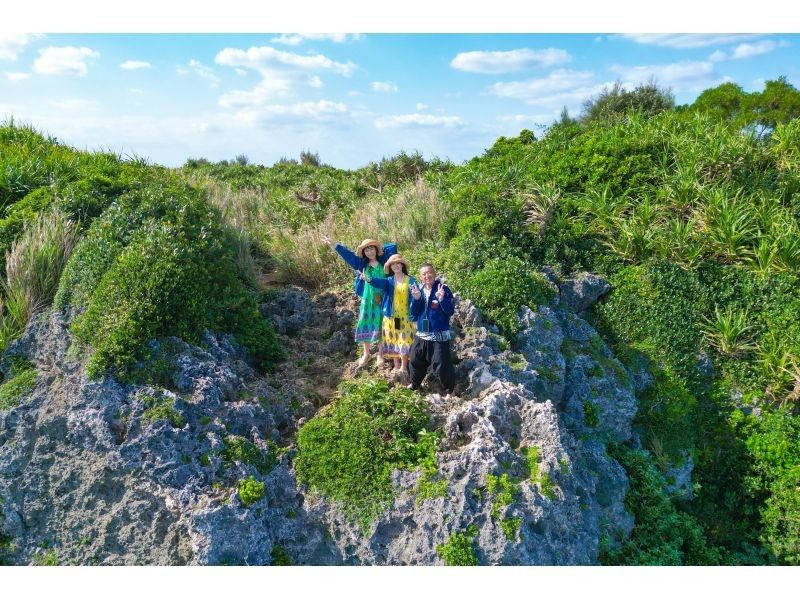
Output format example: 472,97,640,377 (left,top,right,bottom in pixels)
2,32,799,168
